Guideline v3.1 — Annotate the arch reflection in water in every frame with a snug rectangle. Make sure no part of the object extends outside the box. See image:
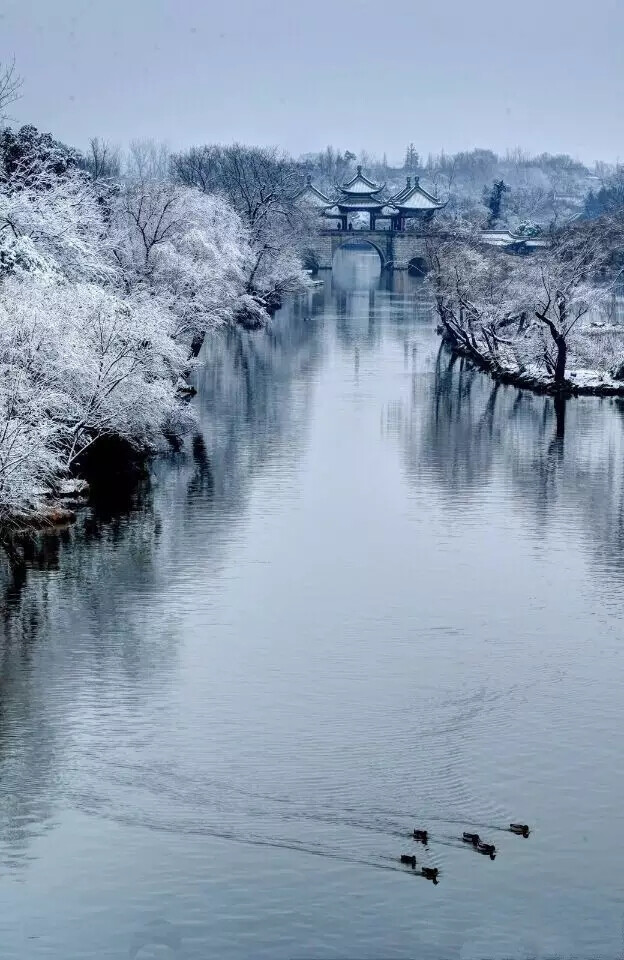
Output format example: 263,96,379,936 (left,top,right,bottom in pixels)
332,244,382,288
